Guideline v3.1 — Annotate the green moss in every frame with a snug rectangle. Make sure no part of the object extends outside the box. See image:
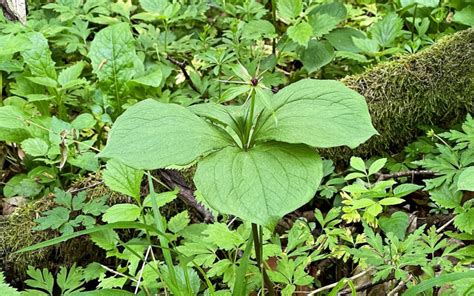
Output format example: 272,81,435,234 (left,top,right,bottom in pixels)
323,28,474,161
0,194,102,284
